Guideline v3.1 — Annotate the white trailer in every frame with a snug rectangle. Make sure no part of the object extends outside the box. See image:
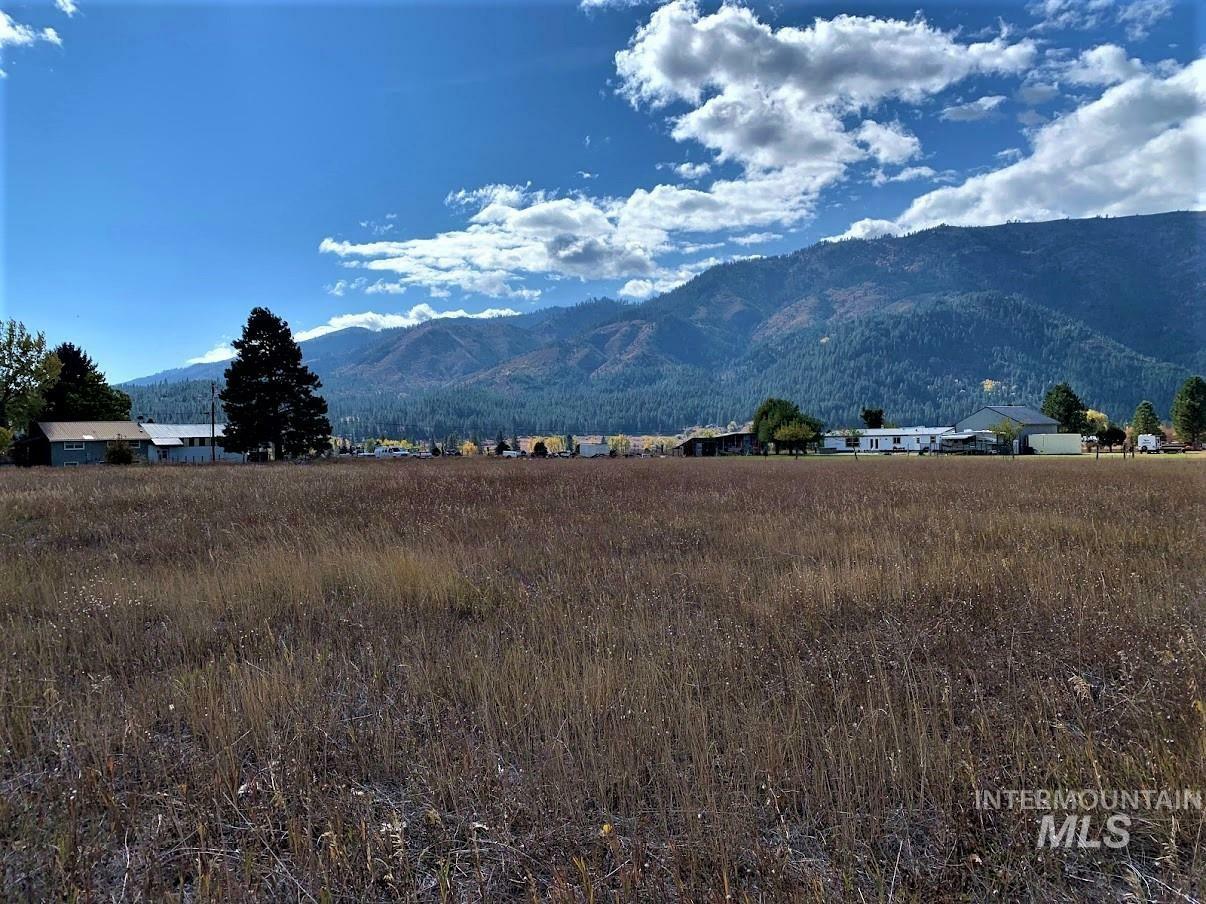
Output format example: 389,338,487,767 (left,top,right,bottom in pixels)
577,442,611,458
1027,433,1082,454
